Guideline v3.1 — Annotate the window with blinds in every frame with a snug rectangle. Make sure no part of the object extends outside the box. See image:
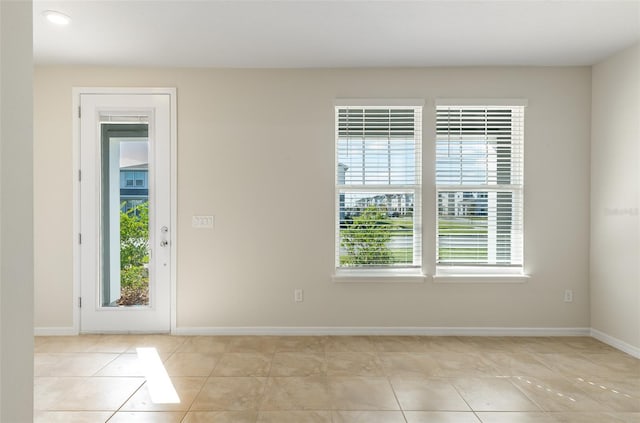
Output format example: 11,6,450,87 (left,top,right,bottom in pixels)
336,104,422,270
435,103,524,268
